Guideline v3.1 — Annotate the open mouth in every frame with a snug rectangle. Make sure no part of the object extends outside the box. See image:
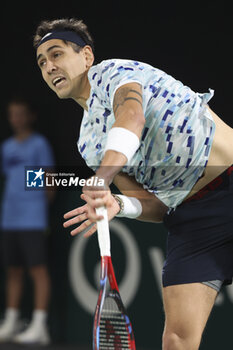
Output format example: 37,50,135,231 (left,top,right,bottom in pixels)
52,76,66,87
